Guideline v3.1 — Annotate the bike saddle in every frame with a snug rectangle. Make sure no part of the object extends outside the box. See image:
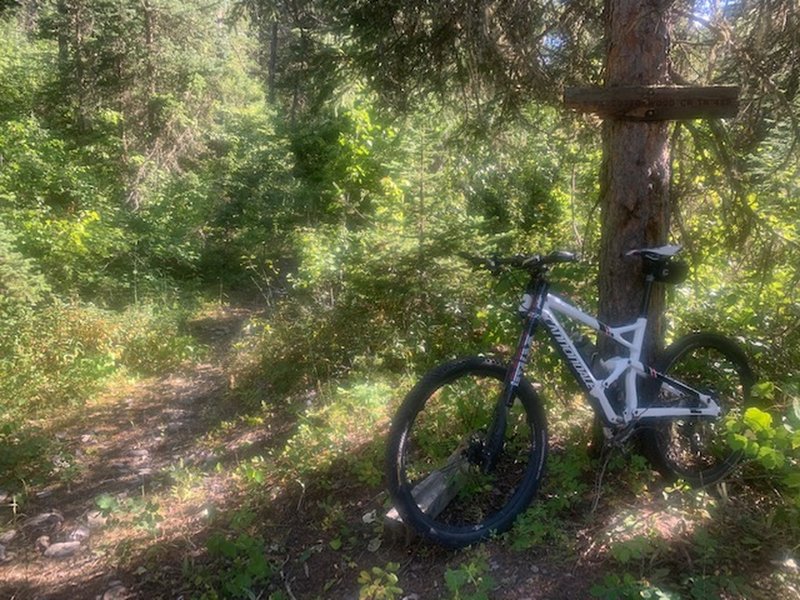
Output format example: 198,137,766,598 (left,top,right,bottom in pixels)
627,245,688,284
625,244,682,259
